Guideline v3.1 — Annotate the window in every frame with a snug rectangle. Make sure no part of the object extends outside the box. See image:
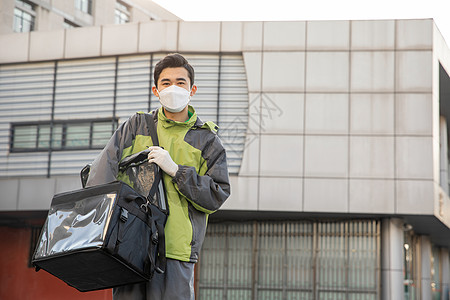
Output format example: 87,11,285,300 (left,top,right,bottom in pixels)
75,0,92,15
10,120,117,152
13,0,35,33
198,220,380,299
115,1,130,24
403,231,418,300
431,245,442,300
